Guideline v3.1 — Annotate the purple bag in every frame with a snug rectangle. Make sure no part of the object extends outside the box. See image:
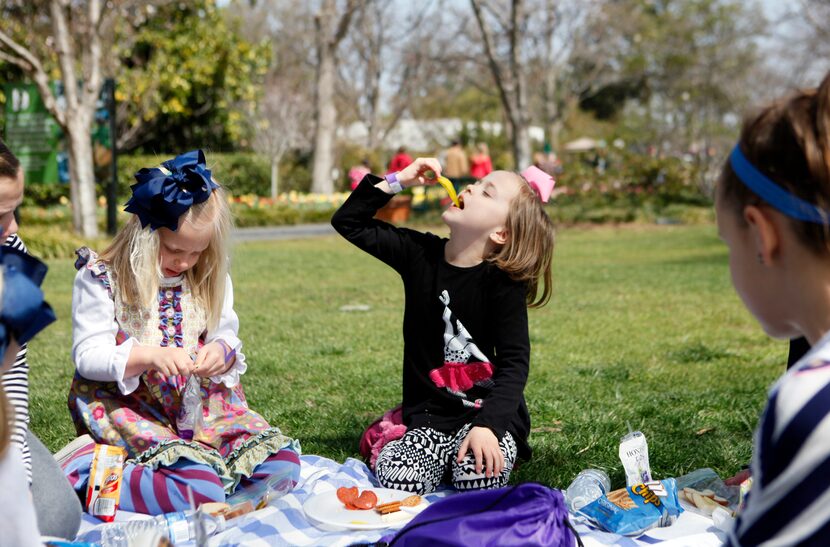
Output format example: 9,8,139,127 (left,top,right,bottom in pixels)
386,483,582,547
